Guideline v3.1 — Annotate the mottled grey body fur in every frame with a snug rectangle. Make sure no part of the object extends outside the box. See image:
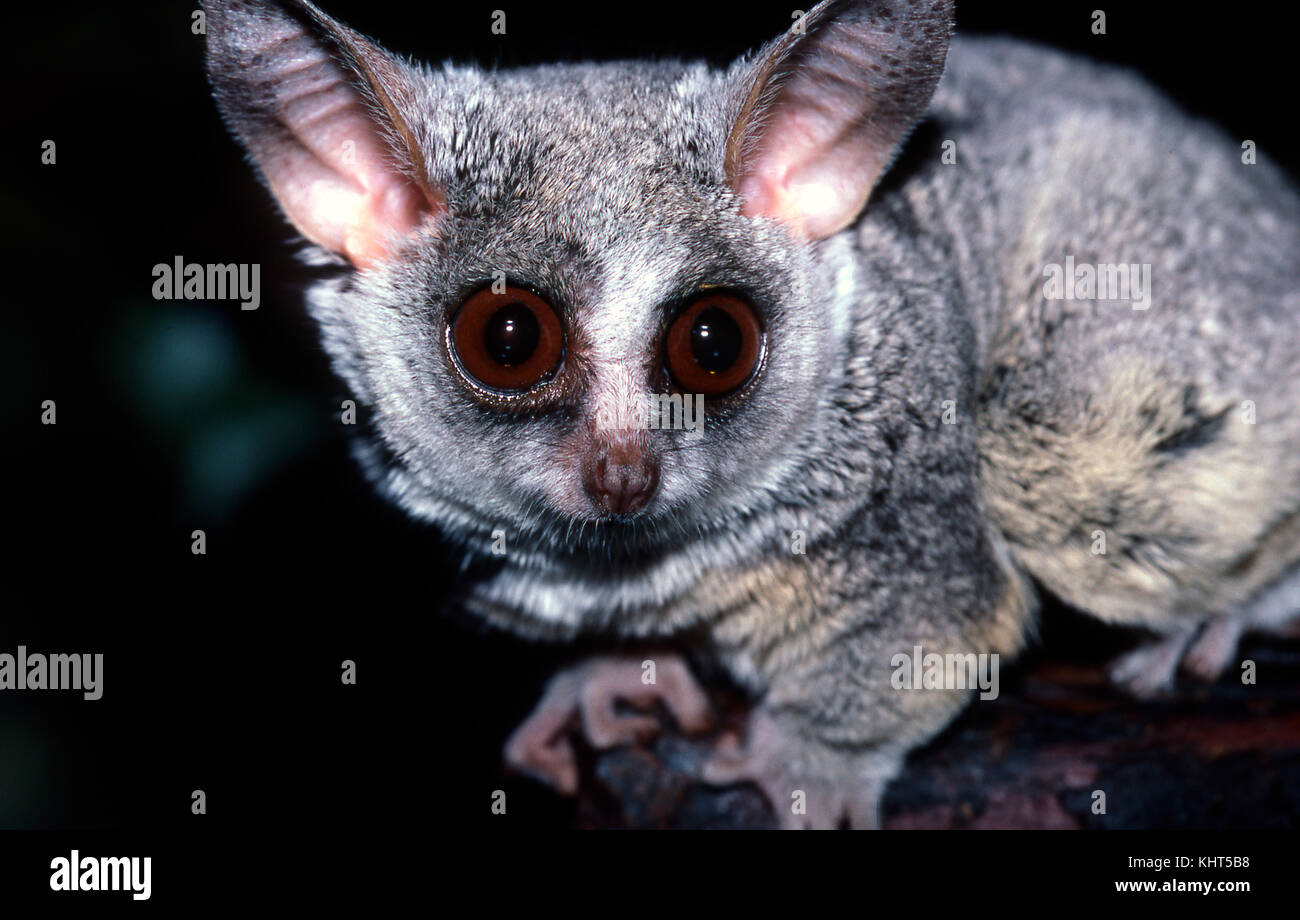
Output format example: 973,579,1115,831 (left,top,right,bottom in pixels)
207,0,1300,825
